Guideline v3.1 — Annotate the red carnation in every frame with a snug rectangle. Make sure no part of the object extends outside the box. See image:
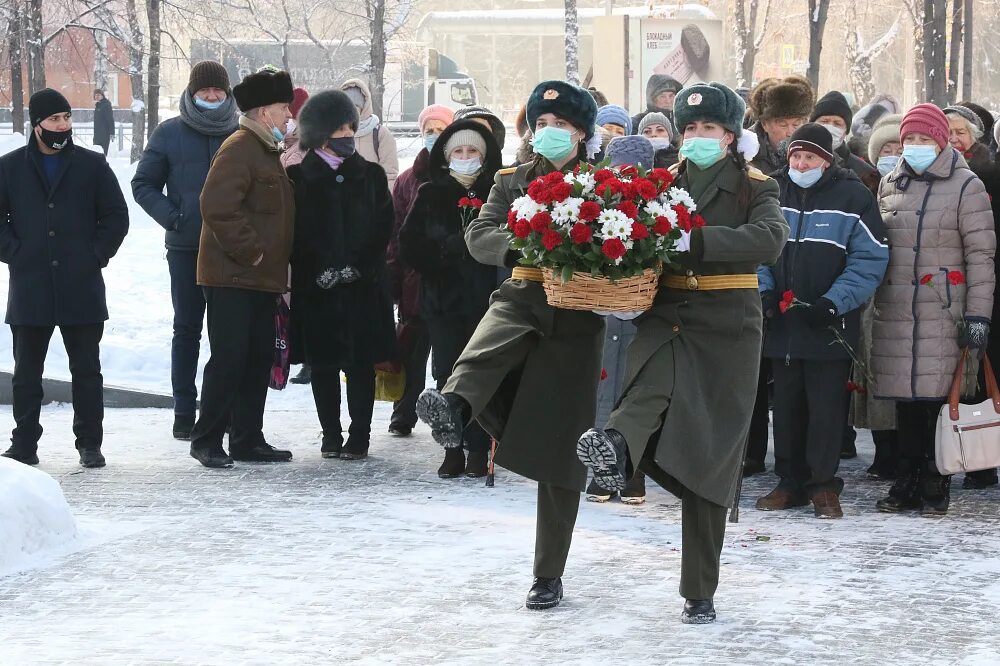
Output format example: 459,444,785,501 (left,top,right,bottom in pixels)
673,204,692,232
549,181,573,202
578,201,602,221
600,368,608,381
648,168,674,189
602,238,627,261
528,180,553,204
631,222,650,240
594,168,615,183
633,178,658,200
512,219,531,239
544,171,566,185
596,178,624,198
570,222,593,244
458,197,470,207
469,198,484,209
653,215,673,235
507,210,518,226
617,201,639,220
779,290,795,314
919,273,934,286
541,228,563,251
847,381,867,395
947,270,965,286
692,214,707,229
618,165,639,177
530,211,553,232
